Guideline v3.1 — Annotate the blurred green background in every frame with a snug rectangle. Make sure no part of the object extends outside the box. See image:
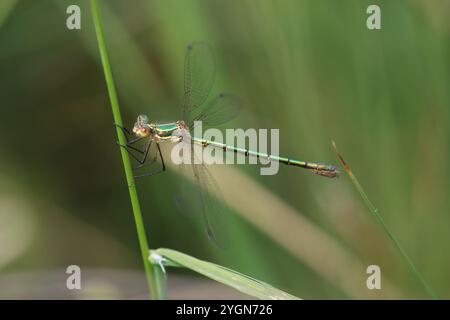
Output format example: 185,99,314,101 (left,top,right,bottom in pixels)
0,0,449,299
